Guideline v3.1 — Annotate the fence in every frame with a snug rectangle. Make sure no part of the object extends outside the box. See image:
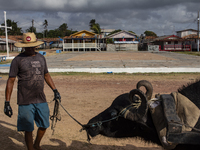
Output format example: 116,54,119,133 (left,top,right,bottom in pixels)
63,43,100,51
163,45,191,51
148,45,160,51
107,44,138,51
